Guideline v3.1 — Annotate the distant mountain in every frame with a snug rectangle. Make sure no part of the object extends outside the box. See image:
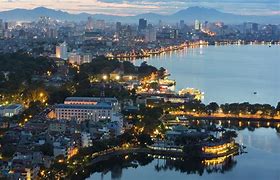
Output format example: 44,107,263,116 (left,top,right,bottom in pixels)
0,6,279,24
0,7,91,21
167,7,280,24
